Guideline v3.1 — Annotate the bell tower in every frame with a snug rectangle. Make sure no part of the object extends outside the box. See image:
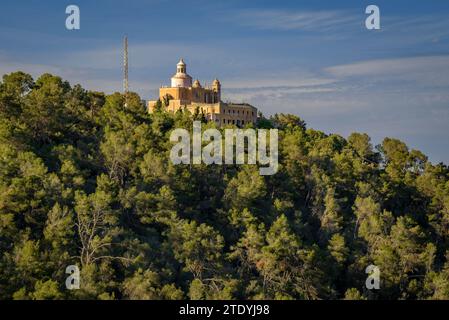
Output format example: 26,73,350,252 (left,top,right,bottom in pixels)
177,59,186,73
212,78,221,102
